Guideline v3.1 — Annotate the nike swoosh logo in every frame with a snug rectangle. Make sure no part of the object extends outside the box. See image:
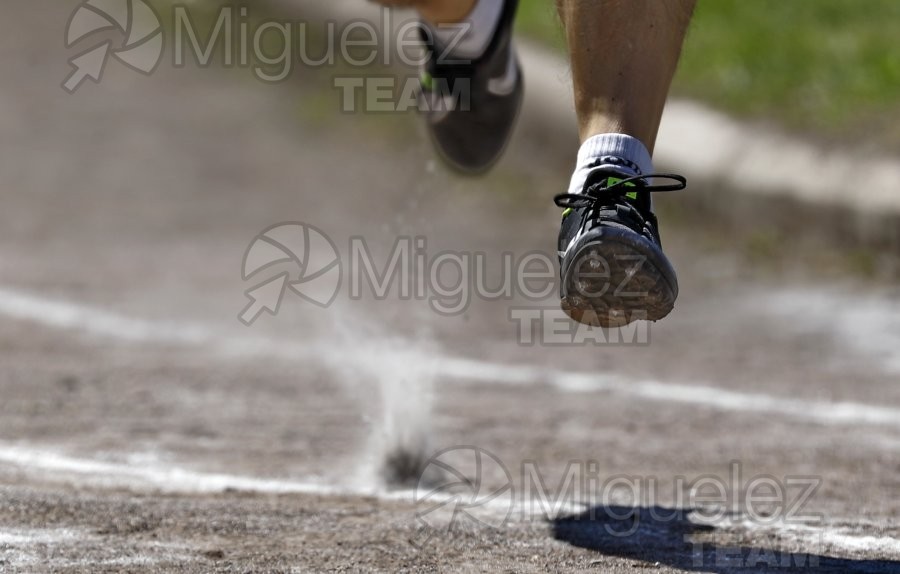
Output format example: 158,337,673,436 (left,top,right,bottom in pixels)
487,47,518,97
